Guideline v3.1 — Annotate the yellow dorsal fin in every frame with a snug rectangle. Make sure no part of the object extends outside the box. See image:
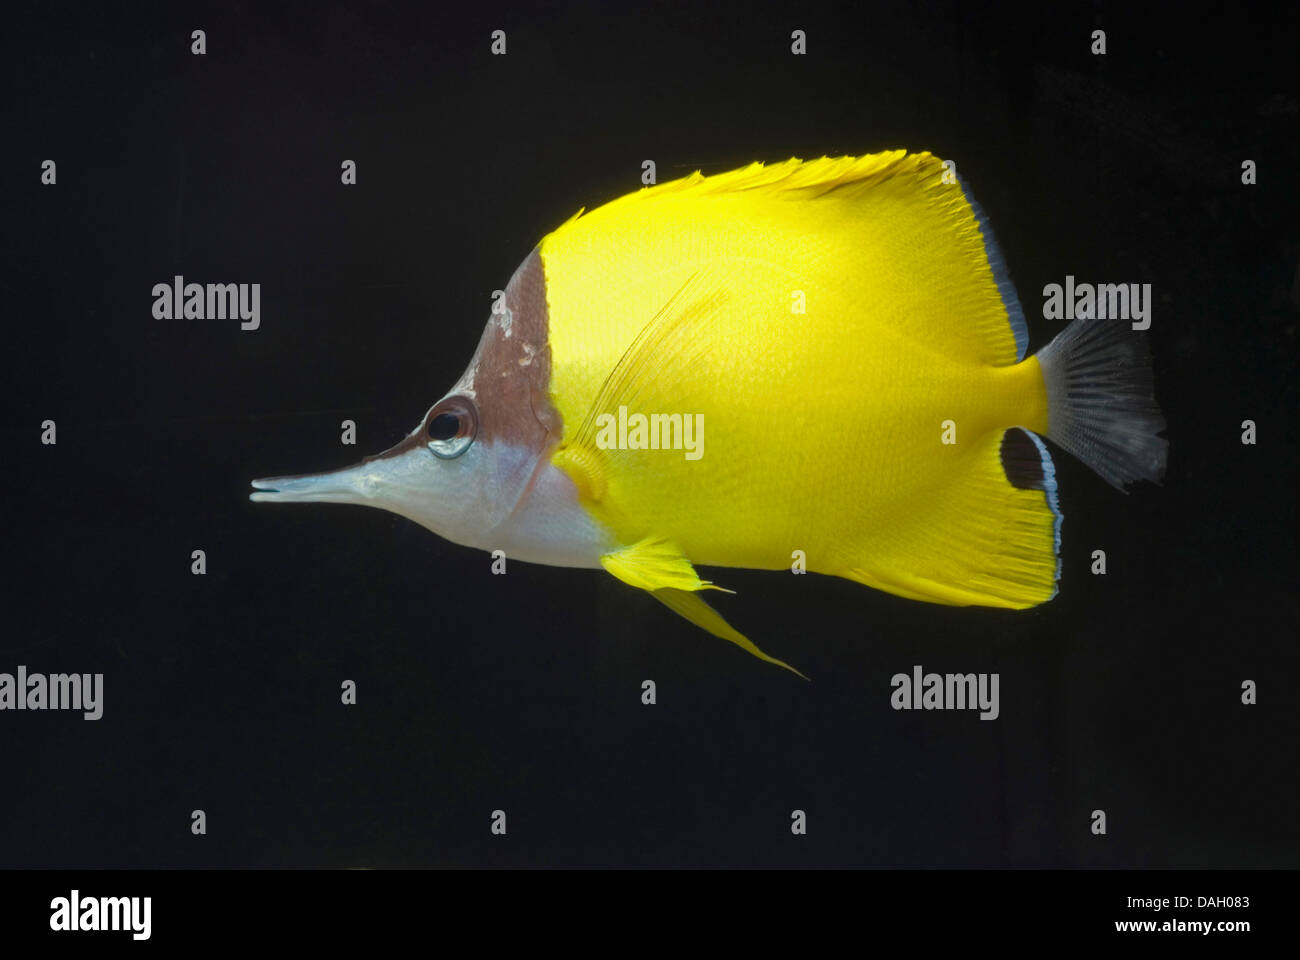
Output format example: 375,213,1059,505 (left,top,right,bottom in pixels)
543,150,1028,371
596,152,912,204
599,537,808,679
